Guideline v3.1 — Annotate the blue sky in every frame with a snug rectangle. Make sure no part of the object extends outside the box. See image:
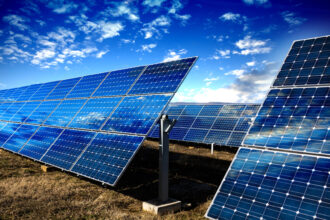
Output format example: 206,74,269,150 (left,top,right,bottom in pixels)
0,0,329,103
